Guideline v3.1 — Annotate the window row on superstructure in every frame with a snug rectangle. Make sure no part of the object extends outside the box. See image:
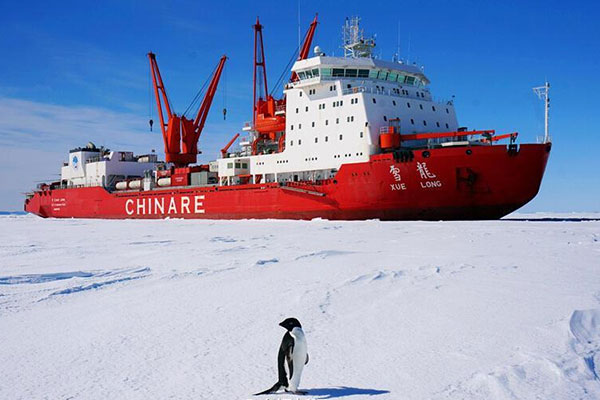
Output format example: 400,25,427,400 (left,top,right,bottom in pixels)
289,131,363,146
296,67,426,87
